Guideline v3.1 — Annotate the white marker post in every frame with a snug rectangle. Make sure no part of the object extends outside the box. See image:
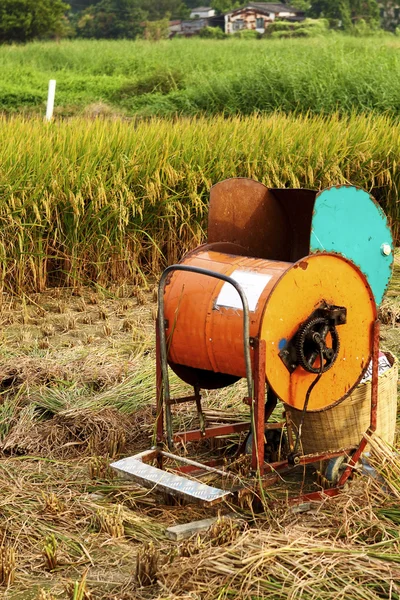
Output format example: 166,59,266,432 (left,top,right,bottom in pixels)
45,79,56,121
